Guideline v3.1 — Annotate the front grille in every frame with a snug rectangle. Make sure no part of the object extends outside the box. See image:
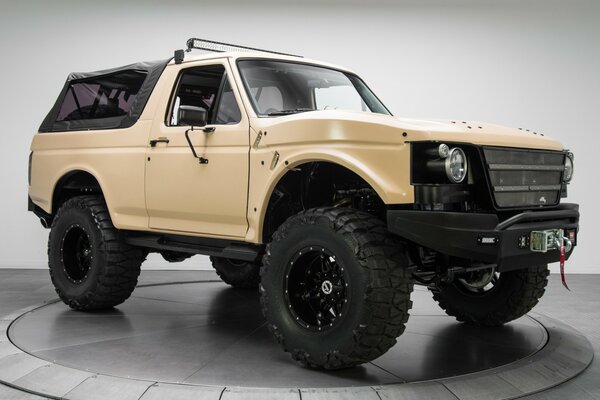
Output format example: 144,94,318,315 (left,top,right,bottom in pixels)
483,147,565,208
